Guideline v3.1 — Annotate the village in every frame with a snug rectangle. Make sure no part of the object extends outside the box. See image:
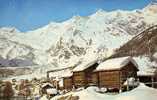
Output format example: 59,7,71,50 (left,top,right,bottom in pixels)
0,56,157,100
